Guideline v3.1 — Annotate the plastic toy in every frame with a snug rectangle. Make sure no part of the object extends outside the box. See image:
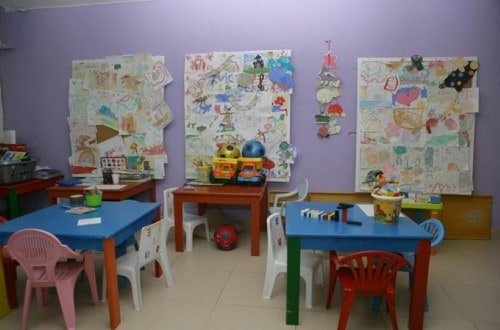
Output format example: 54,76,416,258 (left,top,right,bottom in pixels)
214,224,239,250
